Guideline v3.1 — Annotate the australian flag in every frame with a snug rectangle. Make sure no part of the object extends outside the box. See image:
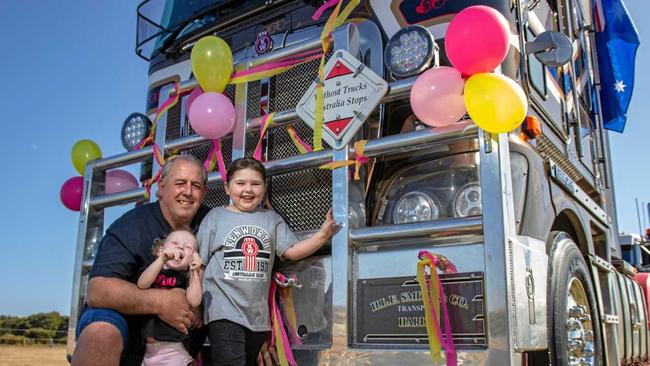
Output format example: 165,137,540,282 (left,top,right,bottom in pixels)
594,0,639,132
